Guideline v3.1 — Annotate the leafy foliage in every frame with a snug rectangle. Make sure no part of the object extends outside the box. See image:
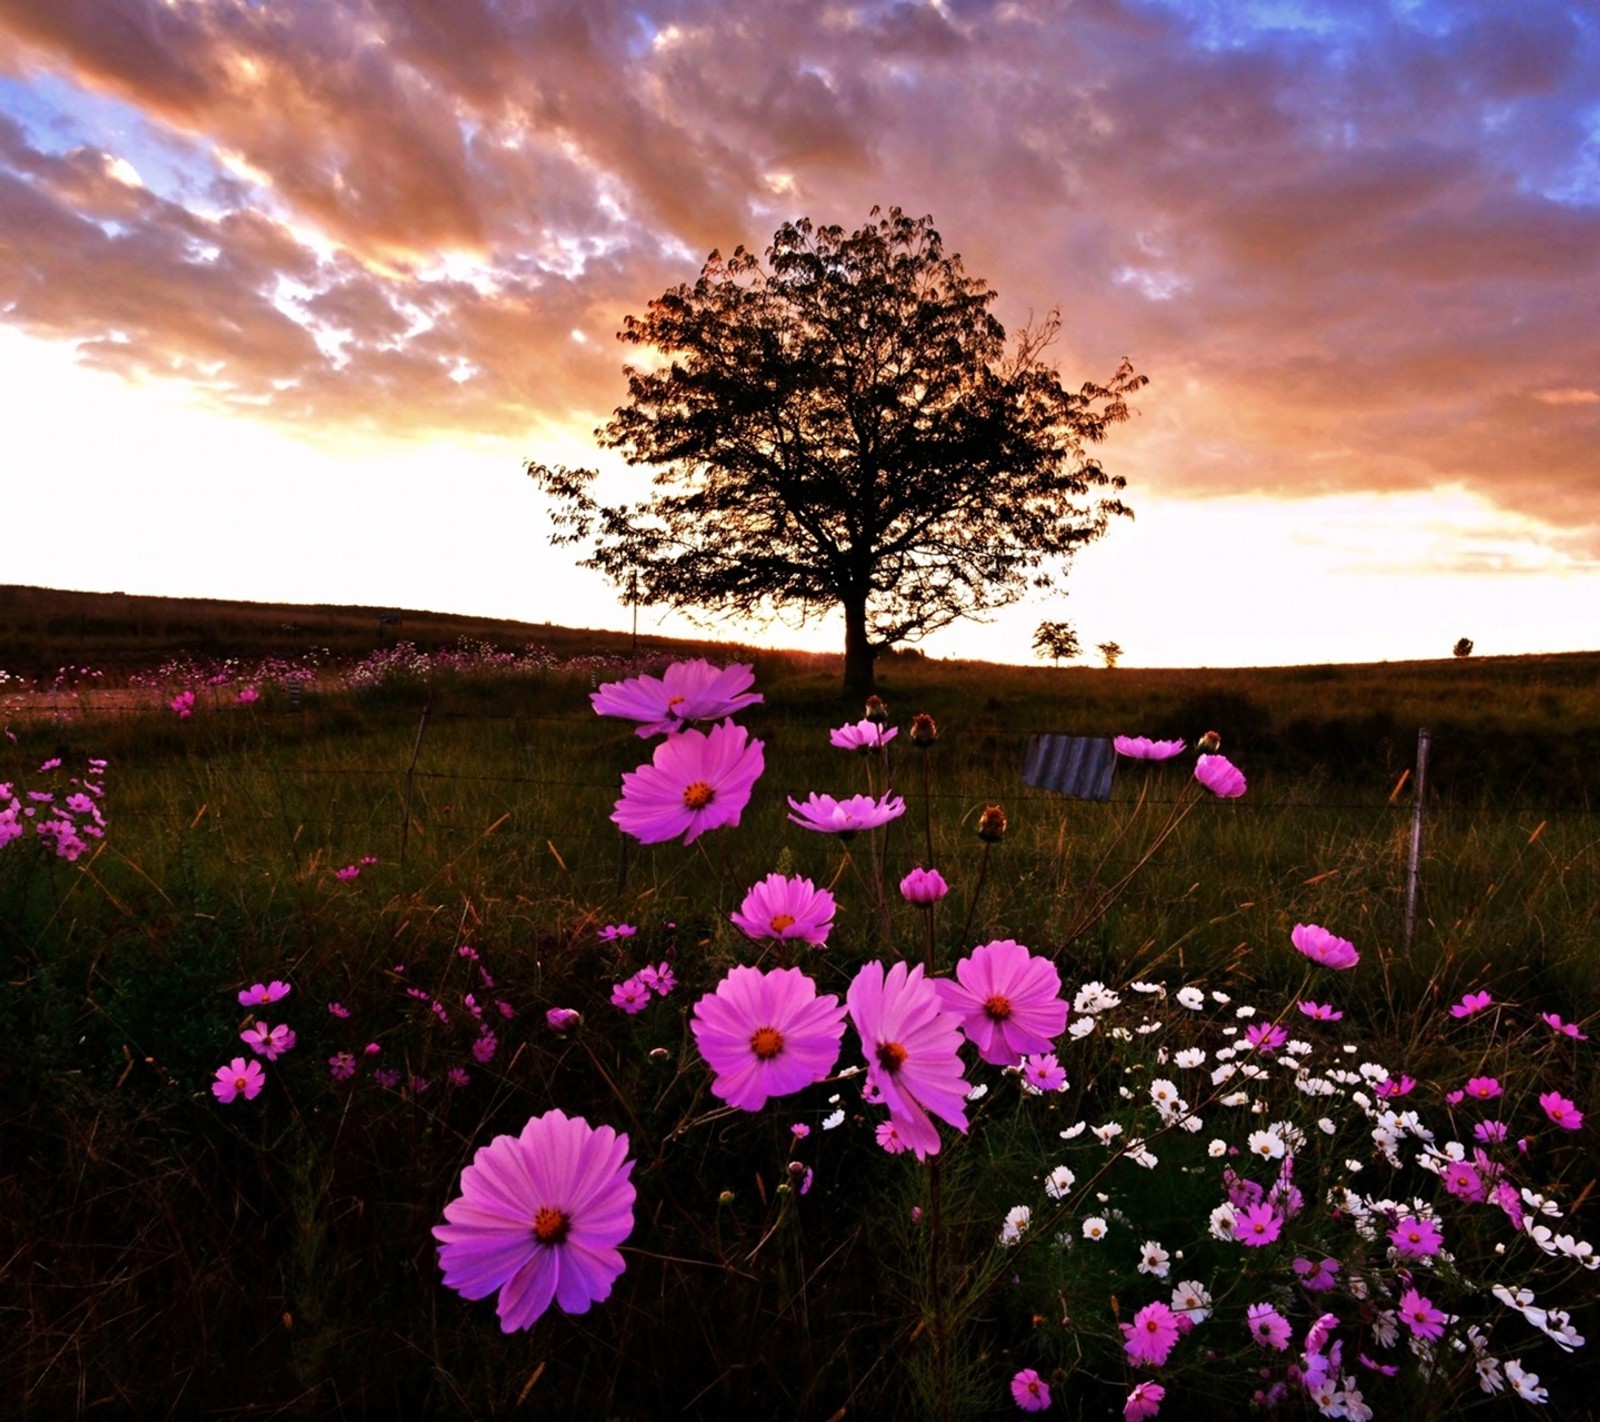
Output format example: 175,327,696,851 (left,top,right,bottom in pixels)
1032,619,1081,665
528,208,1146,693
